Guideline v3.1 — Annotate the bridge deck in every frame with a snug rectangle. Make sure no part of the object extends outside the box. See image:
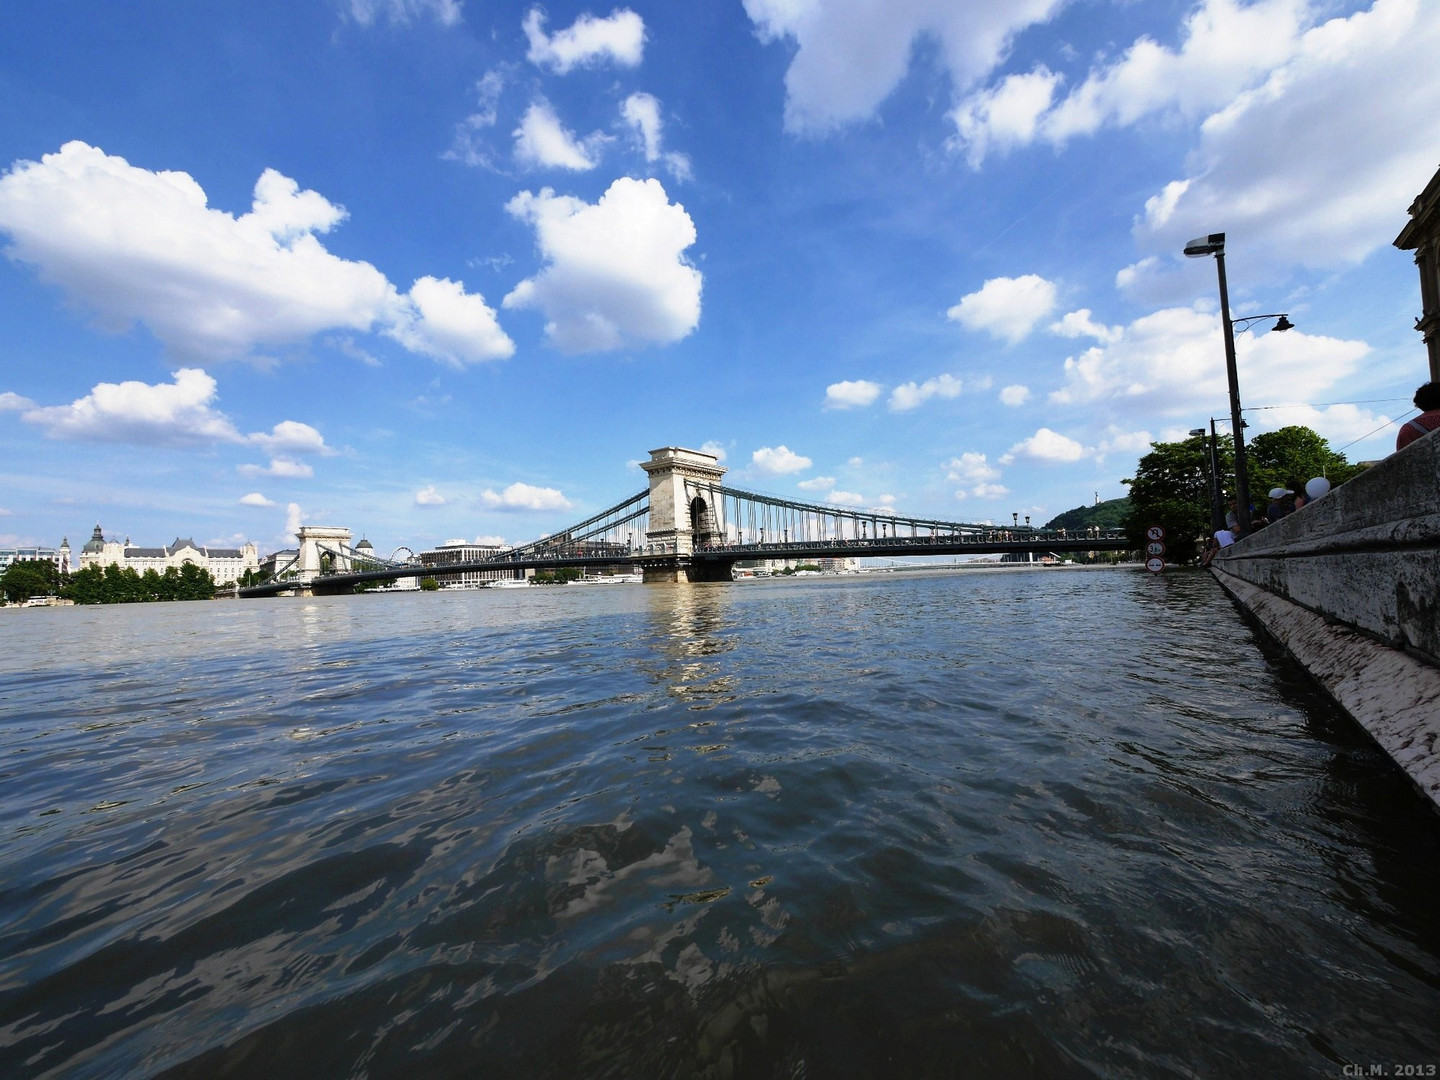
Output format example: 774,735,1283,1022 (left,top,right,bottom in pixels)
239,533,1130,597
